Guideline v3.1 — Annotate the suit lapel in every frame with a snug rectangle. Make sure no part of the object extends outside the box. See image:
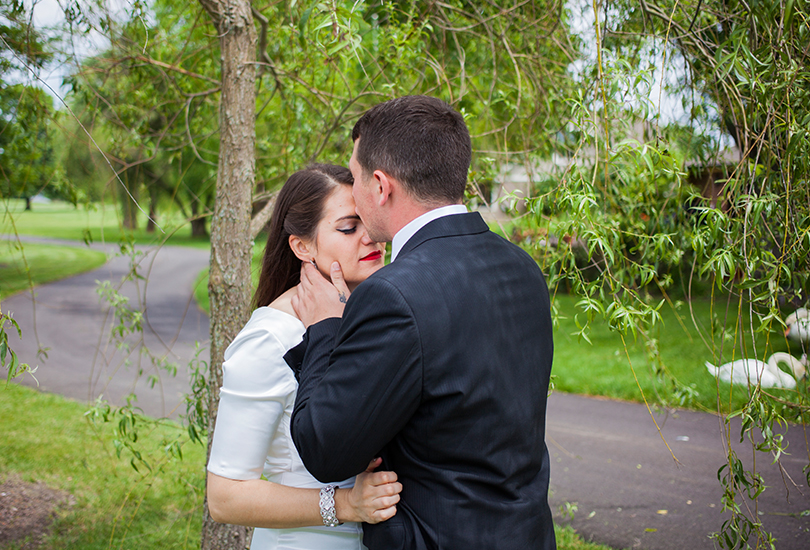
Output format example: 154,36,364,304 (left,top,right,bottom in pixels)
396,211,489,259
